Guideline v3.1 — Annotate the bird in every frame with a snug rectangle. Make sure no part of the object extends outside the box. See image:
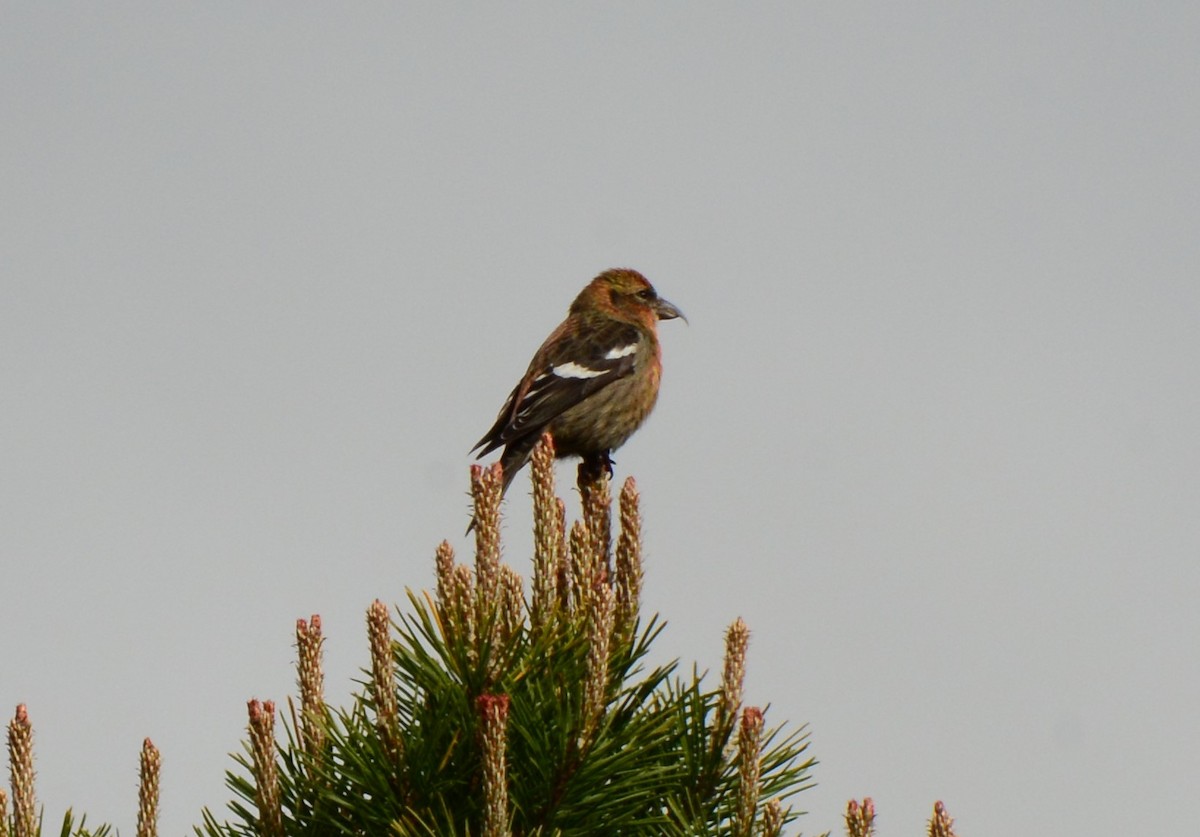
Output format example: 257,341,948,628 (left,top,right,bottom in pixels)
471,268,684,500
